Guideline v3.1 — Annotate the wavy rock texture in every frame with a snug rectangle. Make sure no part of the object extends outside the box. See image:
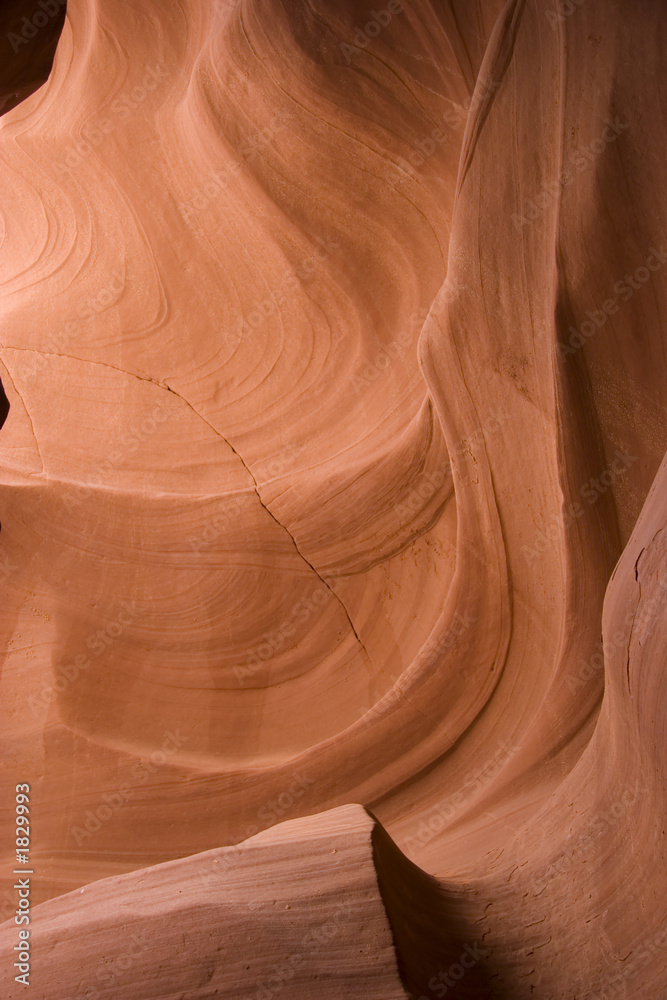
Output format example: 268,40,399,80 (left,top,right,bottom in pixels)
0,0,665,997
0,805,410,1000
